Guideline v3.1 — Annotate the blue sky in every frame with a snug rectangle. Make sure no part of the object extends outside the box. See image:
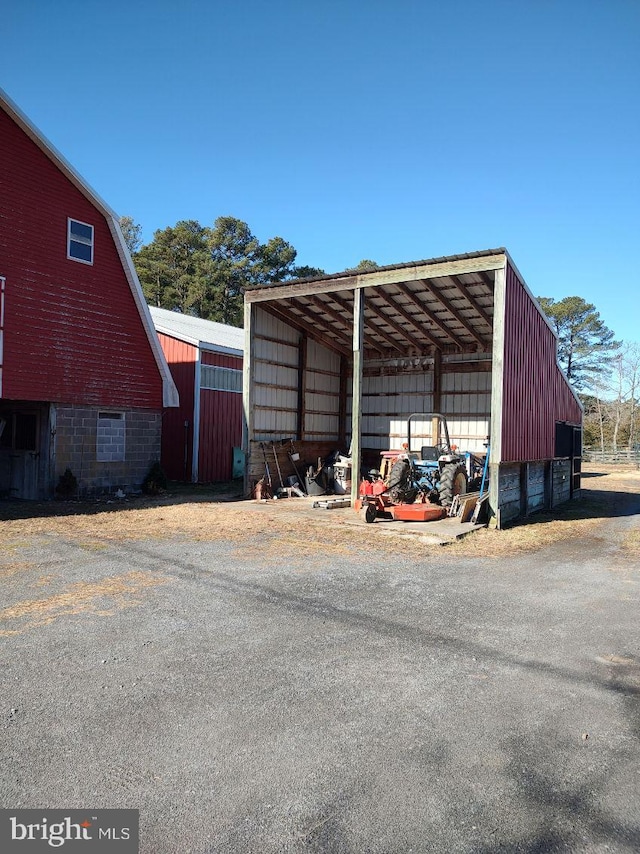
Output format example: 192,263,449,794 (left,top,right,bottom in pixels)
4,0,639,343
